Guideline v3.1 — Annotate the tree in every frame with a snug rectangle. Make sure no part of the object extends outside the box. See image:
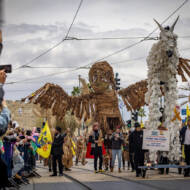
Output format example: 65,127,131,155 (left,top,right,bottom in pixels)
138,107,146,122
71,86,80,96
